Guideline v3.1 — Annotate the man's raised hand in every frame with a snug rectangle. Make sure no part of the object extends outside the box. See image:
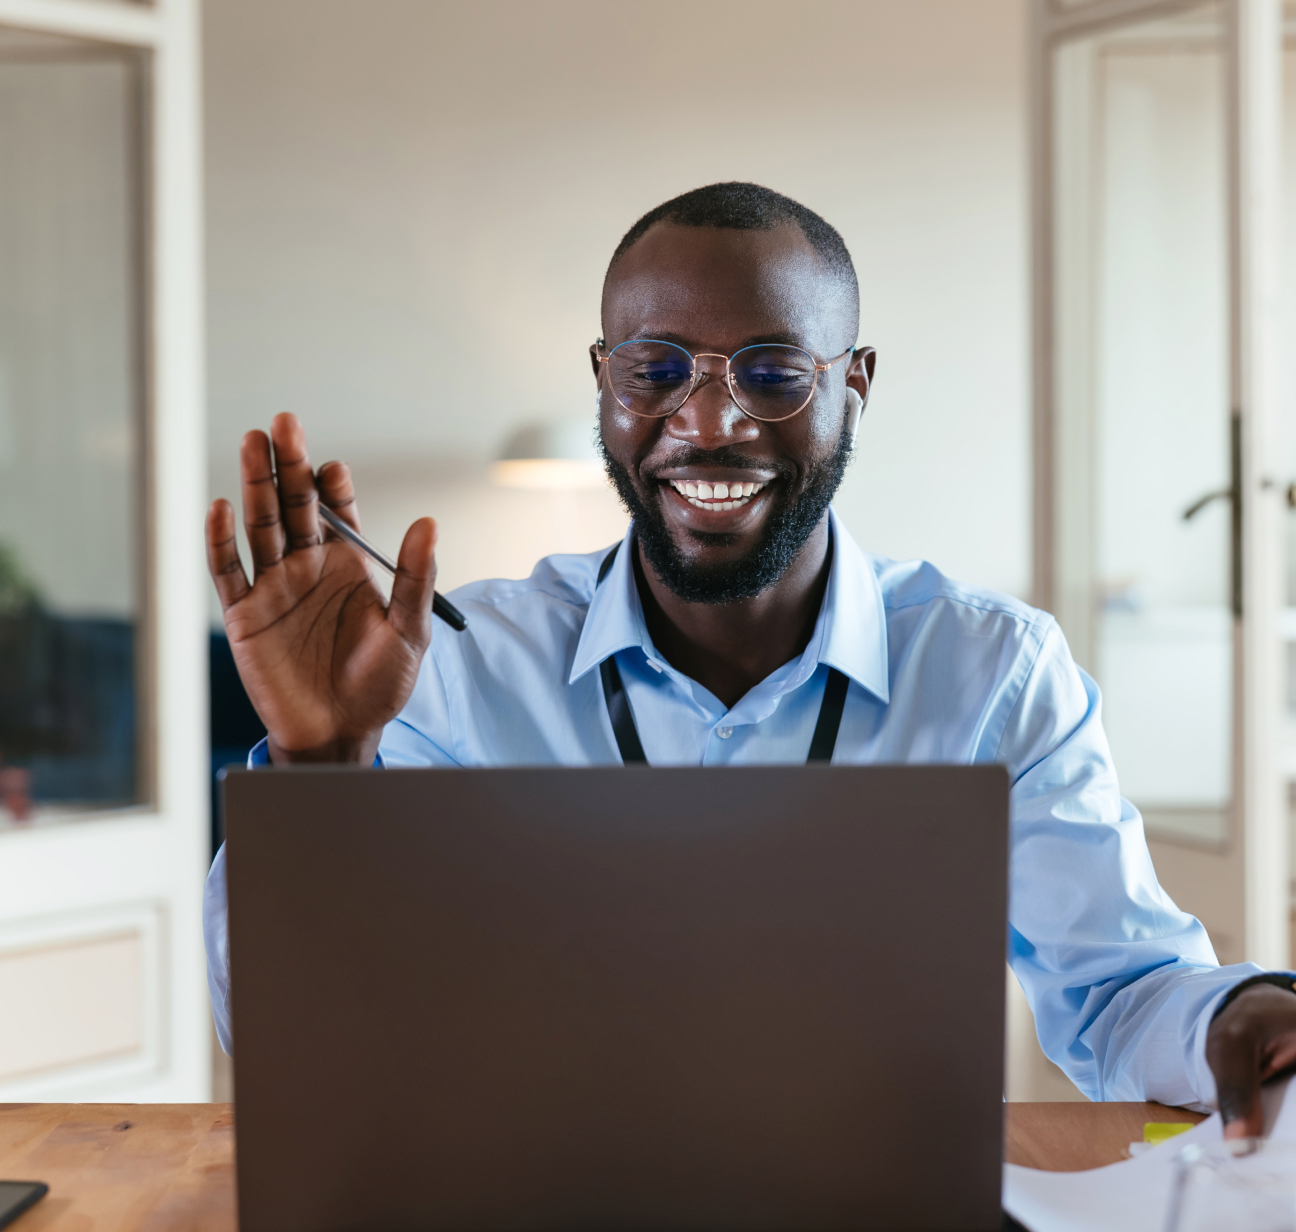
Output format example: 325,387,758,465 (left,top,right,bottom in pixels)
205,413,437,764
